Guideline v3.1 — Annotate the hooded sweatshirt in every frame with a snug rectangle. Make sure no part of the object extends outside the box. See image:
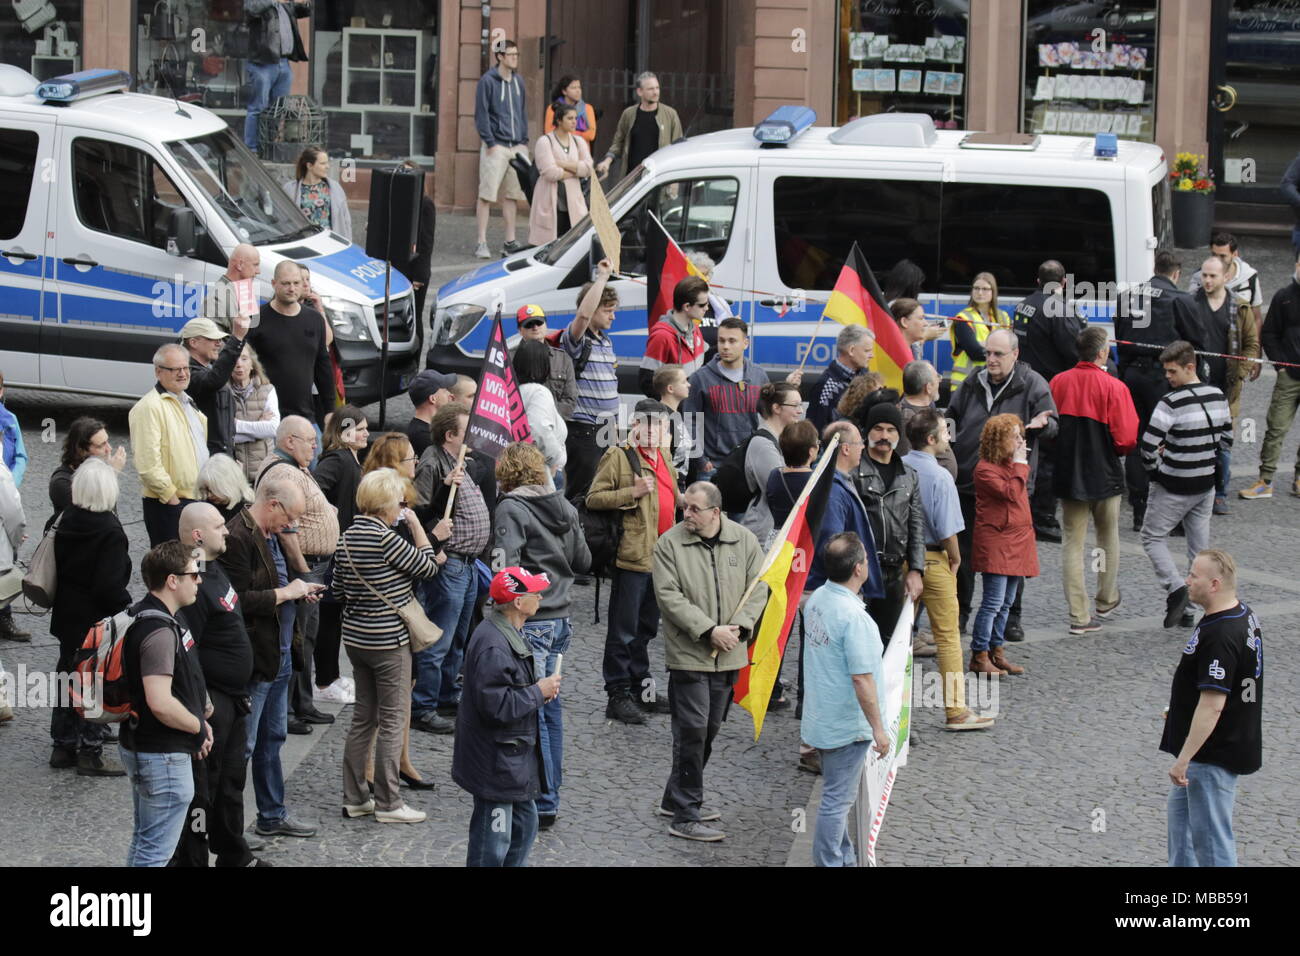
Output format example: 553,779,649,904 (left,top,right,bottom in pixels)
475,68,528,148
683,356,771,467
493,486,592,619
